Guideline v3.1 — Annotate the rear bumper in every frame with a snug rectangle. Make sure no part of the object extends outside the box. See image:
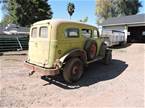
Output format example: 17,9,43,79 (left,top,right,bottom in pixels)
24,61,60,76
